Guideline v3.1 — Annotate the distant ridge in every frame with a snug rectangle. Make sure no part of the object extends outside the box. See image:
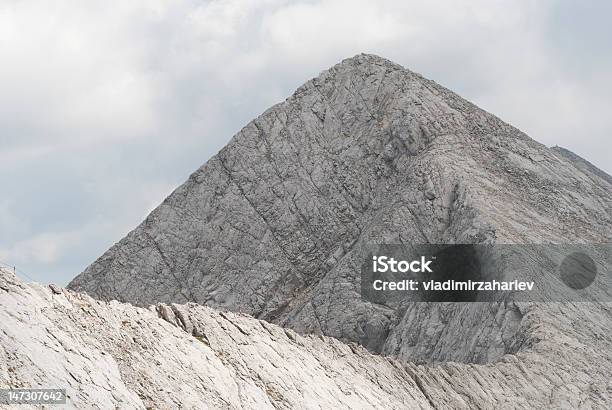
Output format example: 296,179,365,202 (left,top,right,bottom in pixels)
551,145,612,186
